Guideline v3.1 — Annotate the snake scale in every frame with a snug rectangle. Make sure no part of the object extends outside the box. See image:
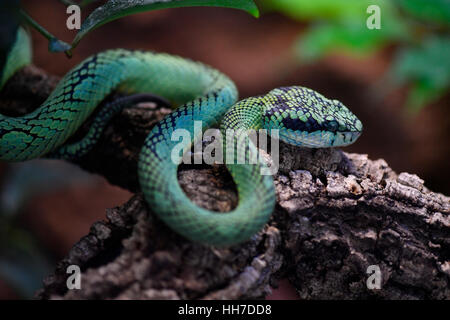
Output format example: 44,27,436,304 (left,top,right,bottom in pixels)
0,28,362,246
